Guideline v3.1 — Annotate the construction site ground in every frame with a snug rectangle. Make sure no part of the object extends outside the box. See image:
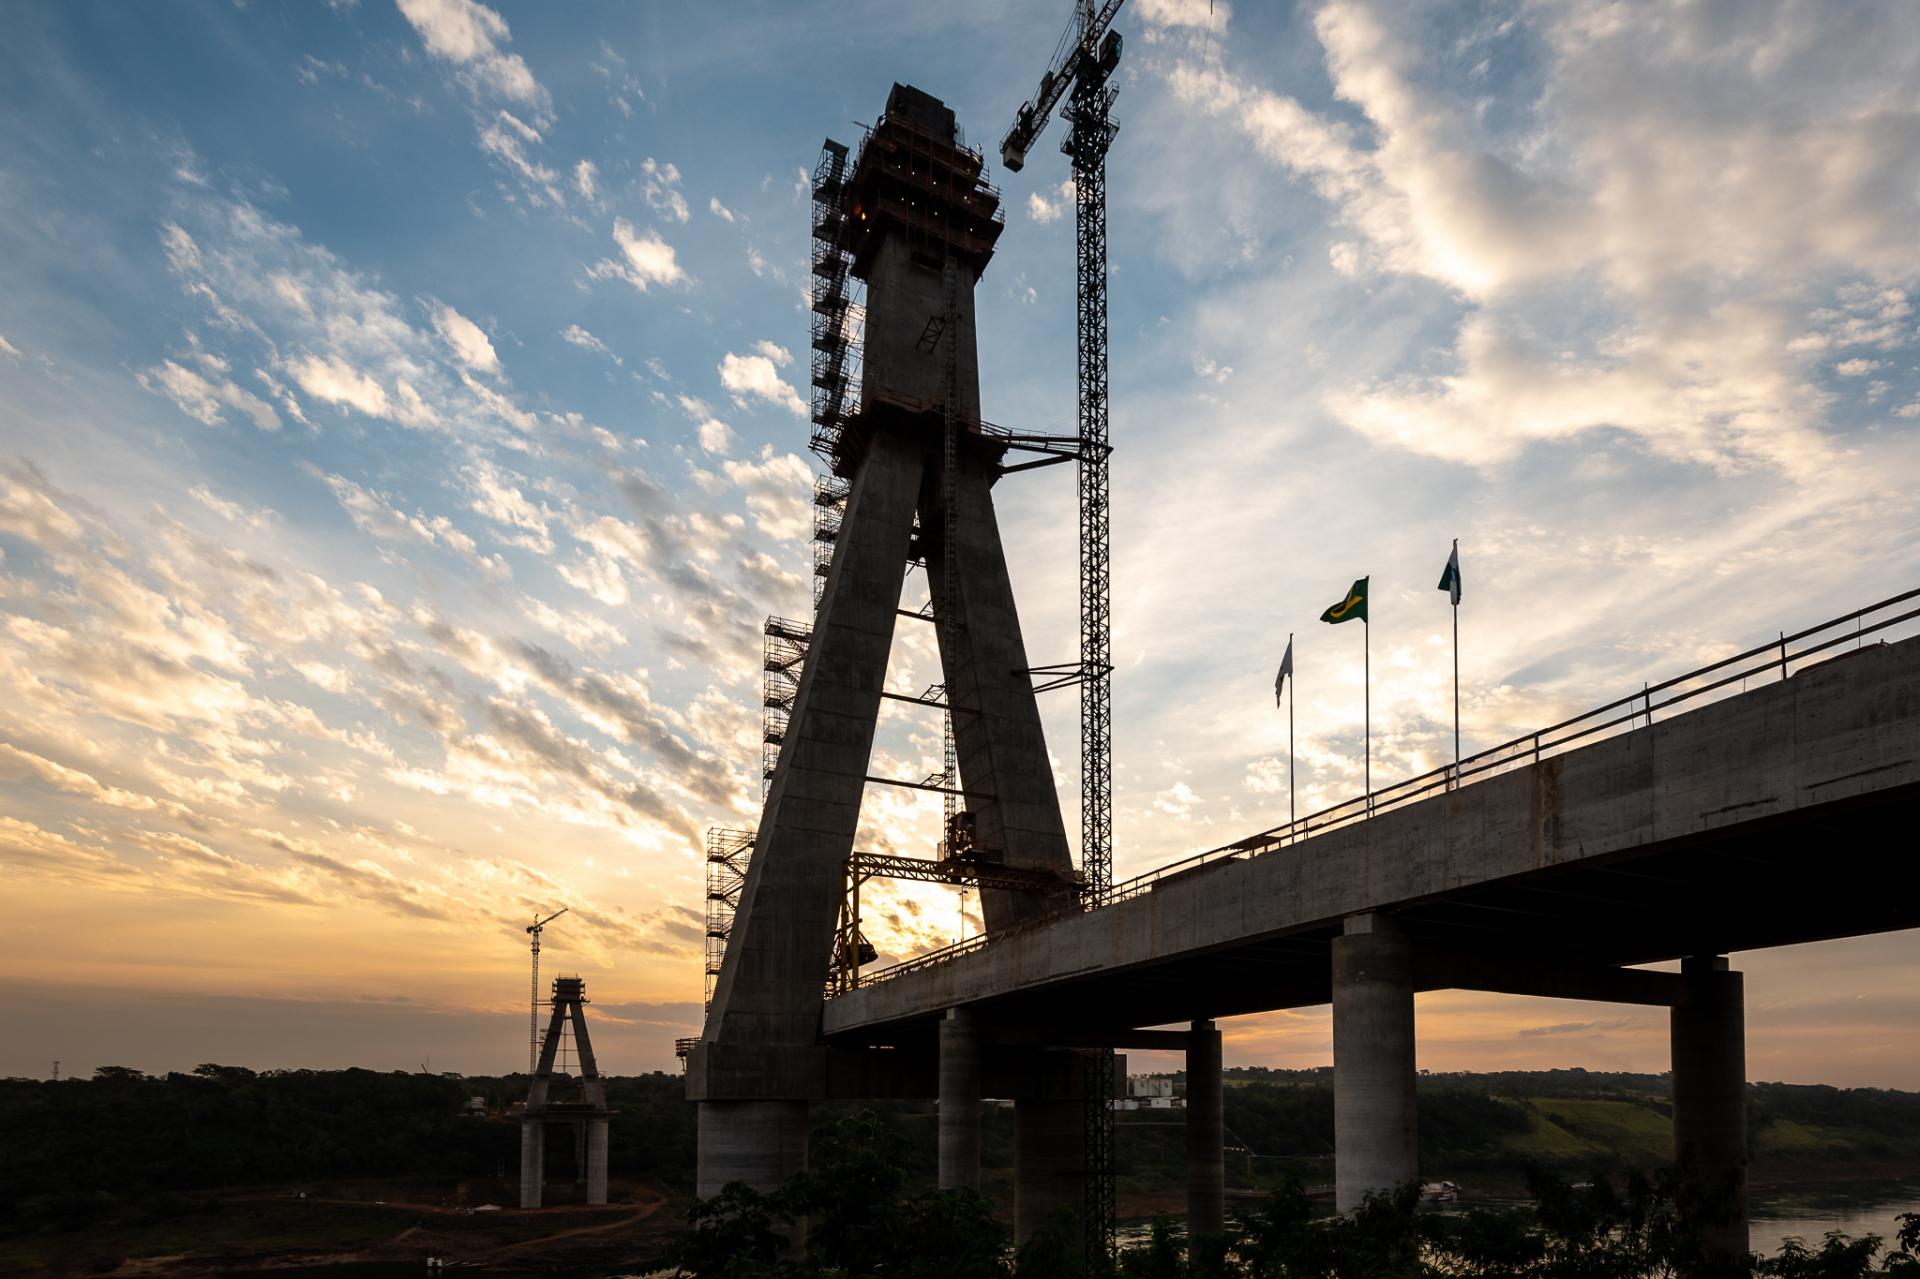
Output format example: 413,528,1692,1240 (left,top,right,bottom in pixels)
3,1177,681,1278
